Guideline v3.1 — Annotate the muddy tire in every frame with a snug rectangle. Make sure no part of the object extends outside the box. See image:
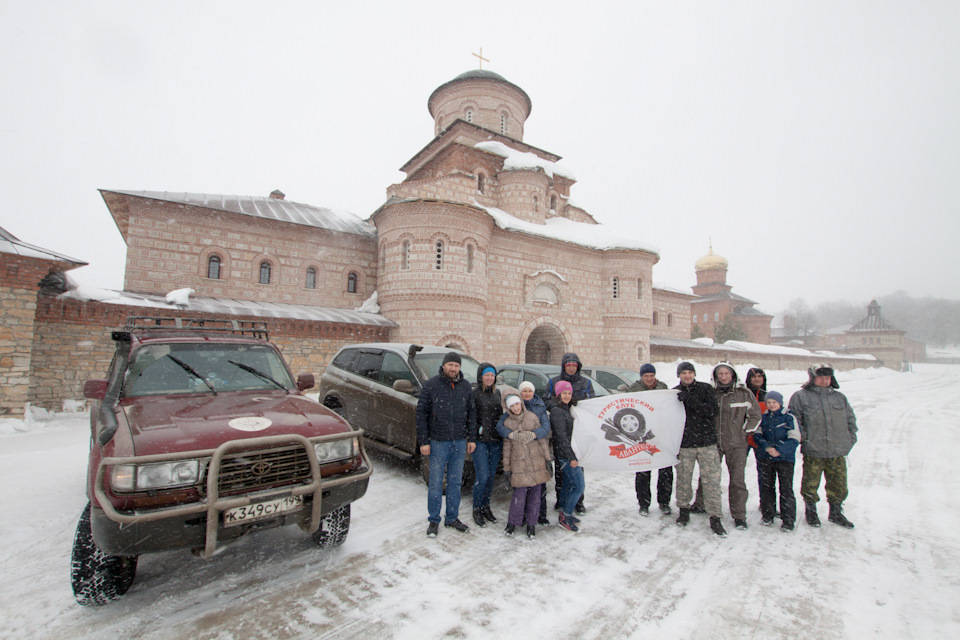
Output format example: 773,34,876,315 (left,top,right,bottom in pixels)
312,504,351,548
70,503,138,606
